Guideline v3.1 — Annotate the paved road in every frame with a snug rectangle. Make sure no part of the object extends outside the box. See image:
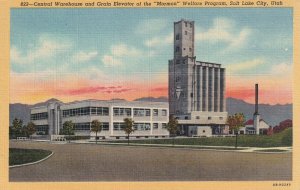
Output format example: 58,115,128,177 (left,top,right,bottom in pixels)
9,141,292,181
